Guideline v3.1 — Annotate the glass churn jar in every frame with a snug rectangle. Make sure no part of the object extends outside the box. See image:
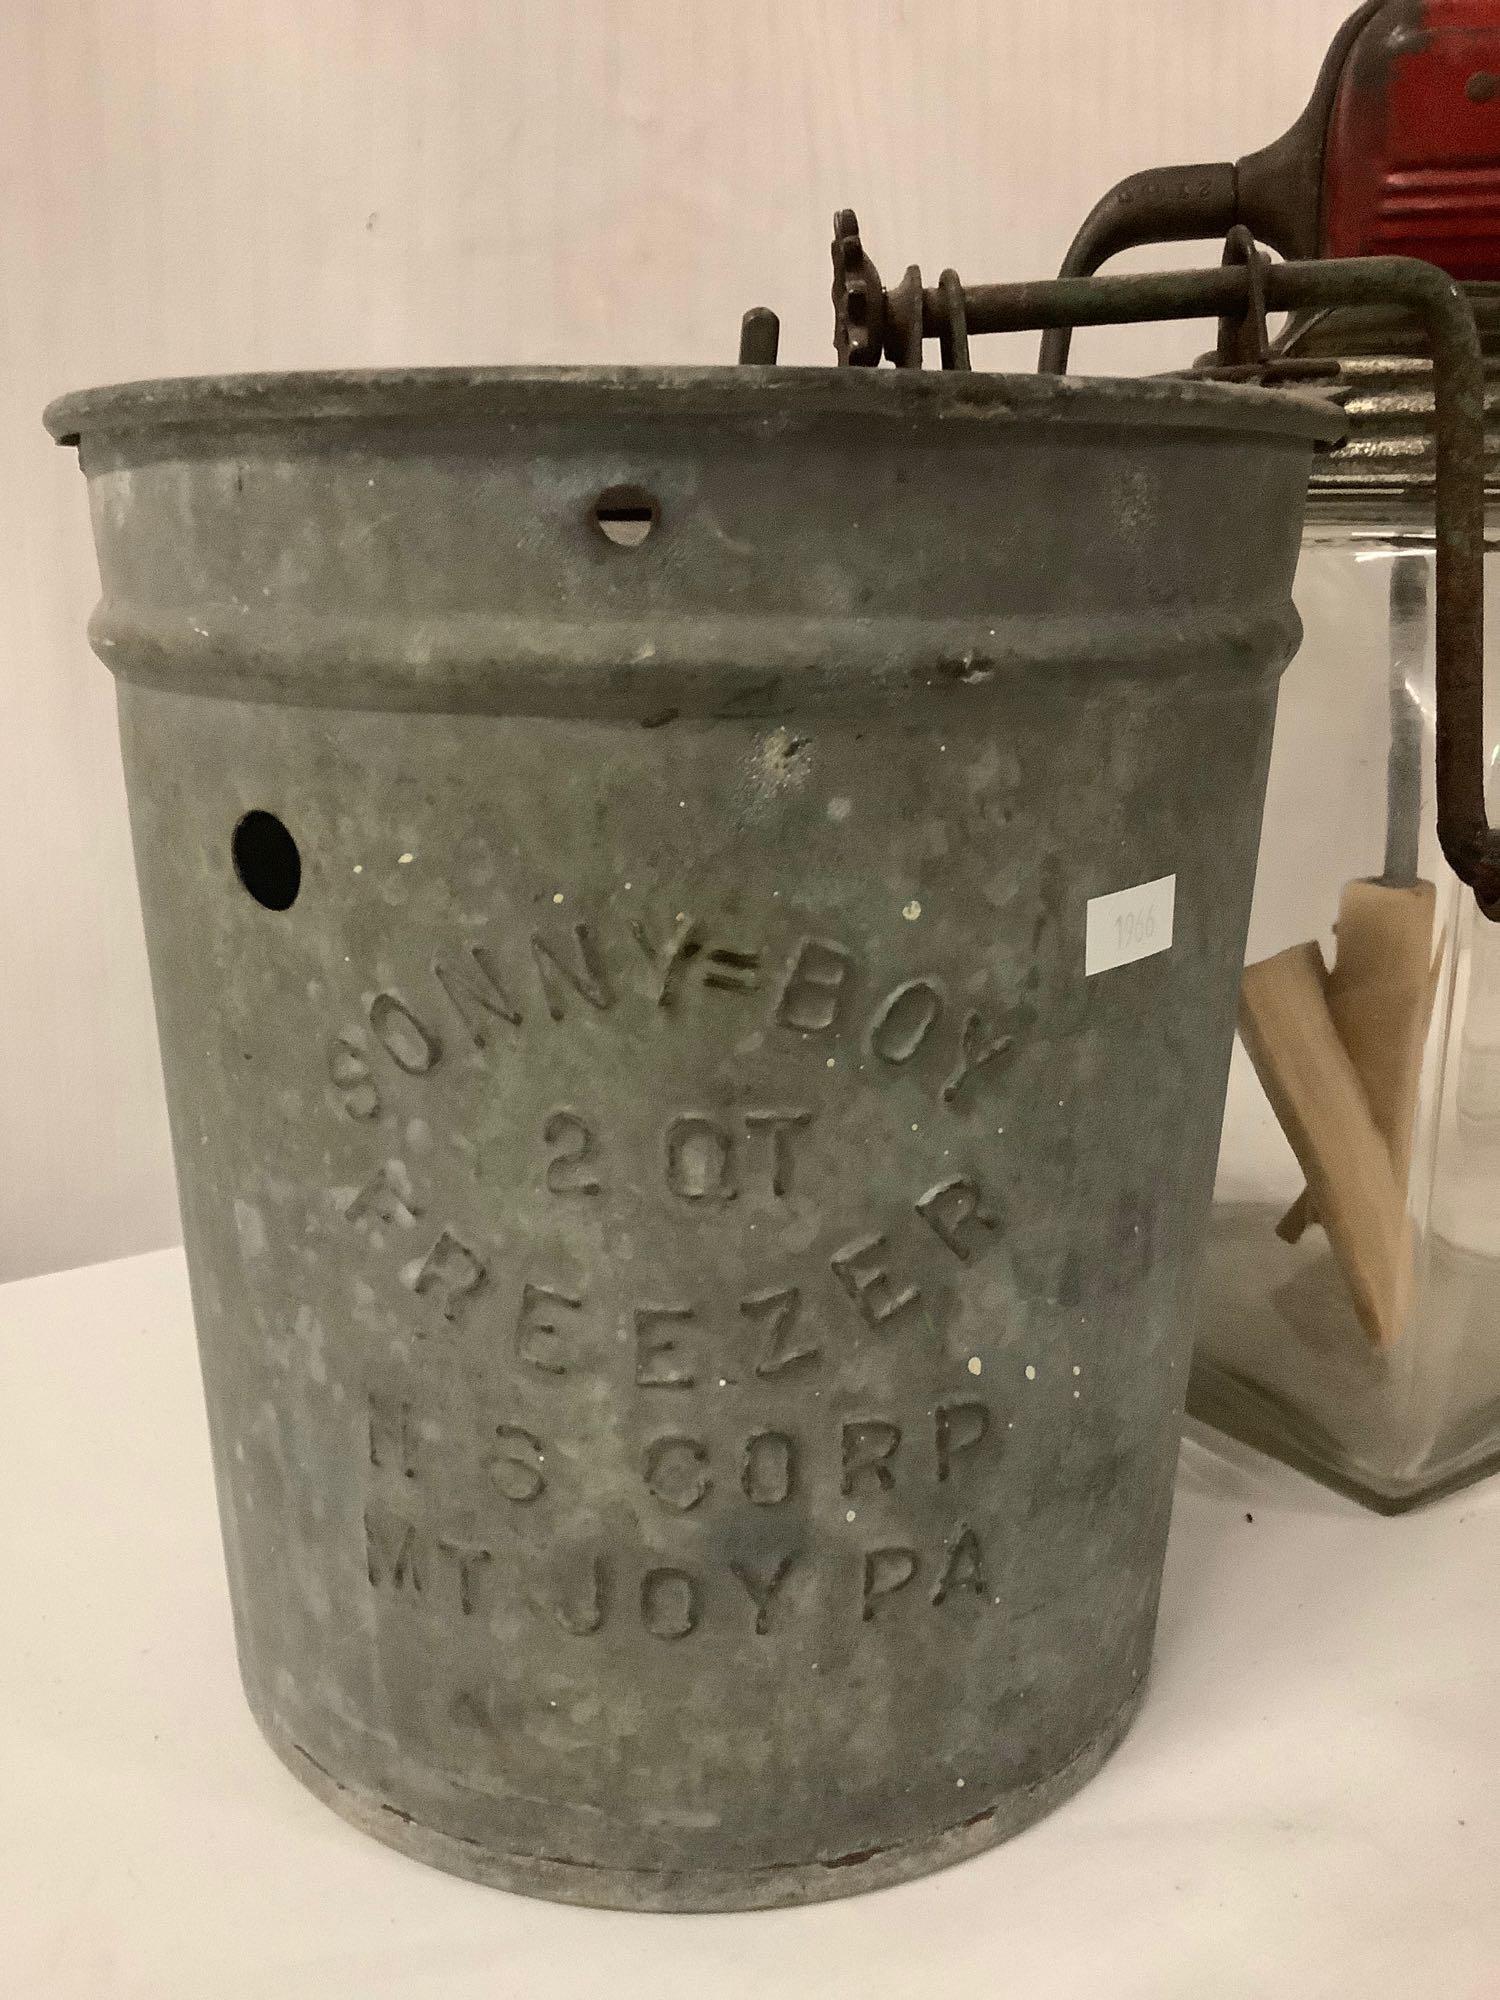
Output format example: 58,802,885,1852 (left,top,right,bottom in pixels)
1194,293,1500,1509
1036,0,1500,1508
